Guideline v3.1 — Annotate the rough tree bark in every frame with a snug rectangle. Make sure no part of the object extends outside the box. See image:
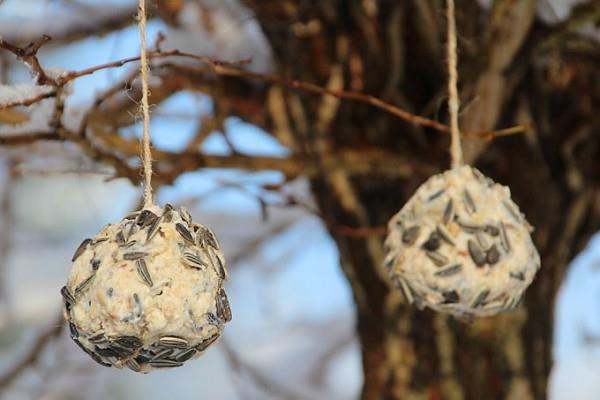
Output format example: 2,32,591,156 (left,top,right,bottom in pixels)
243,1,600,399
